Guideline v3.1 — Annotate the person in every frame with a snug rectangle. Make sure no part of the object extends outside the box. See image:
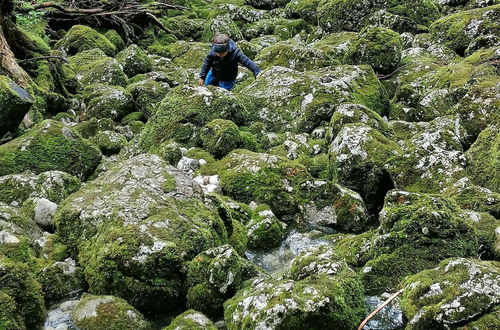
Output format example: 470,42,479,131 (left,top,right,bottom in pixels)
198,33,261,90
